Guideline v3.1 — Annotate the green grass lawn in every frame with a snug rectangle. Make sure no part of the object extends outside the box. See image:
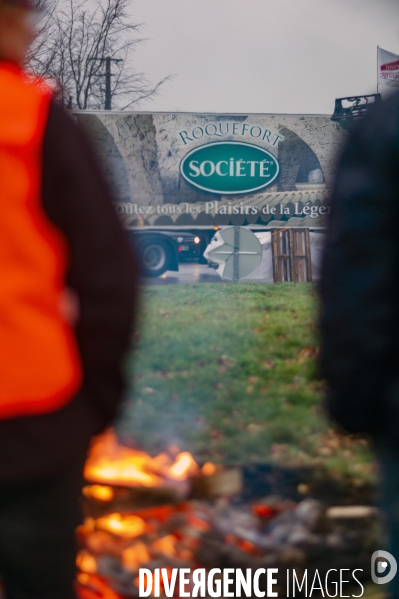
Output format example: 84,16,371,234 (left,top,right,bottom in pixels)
117,283,374,483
